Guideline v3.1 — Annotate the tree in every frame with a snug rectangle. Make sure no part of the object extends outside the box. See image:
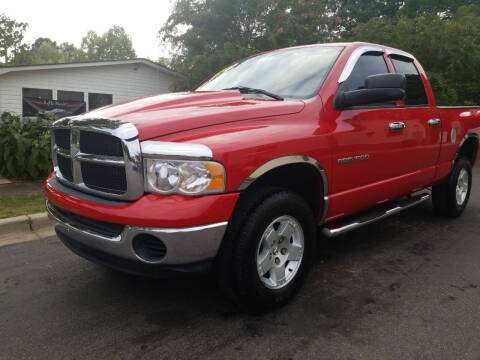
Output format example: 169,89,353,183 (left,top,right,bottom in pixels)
160,0,336,89
81,25,136,61
0,13,28,65
349,5,480,105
